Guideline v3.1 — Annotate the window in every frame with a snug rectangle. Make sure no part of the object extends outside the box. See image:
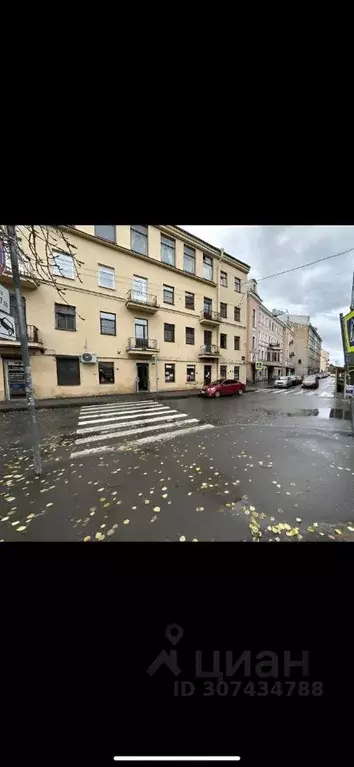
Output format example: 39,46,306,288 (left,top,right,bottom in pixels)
234,335,240,351
183,245,195,274
220,365,227,378
252,309,256,328
99,361,114,384
135,318,148,346
53,252,74,280
298,359,302,364
220,333,227,349
187,365,195,382
185,291,195,310
234,306,241,322
234,277,241,293
271,322,275,332
204,297,212,316
131,225,148,255
220,302,227,319
94,225,116,242
163,285,174,305
164,323,175,342
272,352,277,362
98,264,115,290
100,311,116,335
185,327,195,345
56,357,80,386
220,271,228,287
161,236,175,266
55,303,76,331
165,363,175,383
203,254,213,281
132,275,148,301
252,336,255,350
234,366,239,380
